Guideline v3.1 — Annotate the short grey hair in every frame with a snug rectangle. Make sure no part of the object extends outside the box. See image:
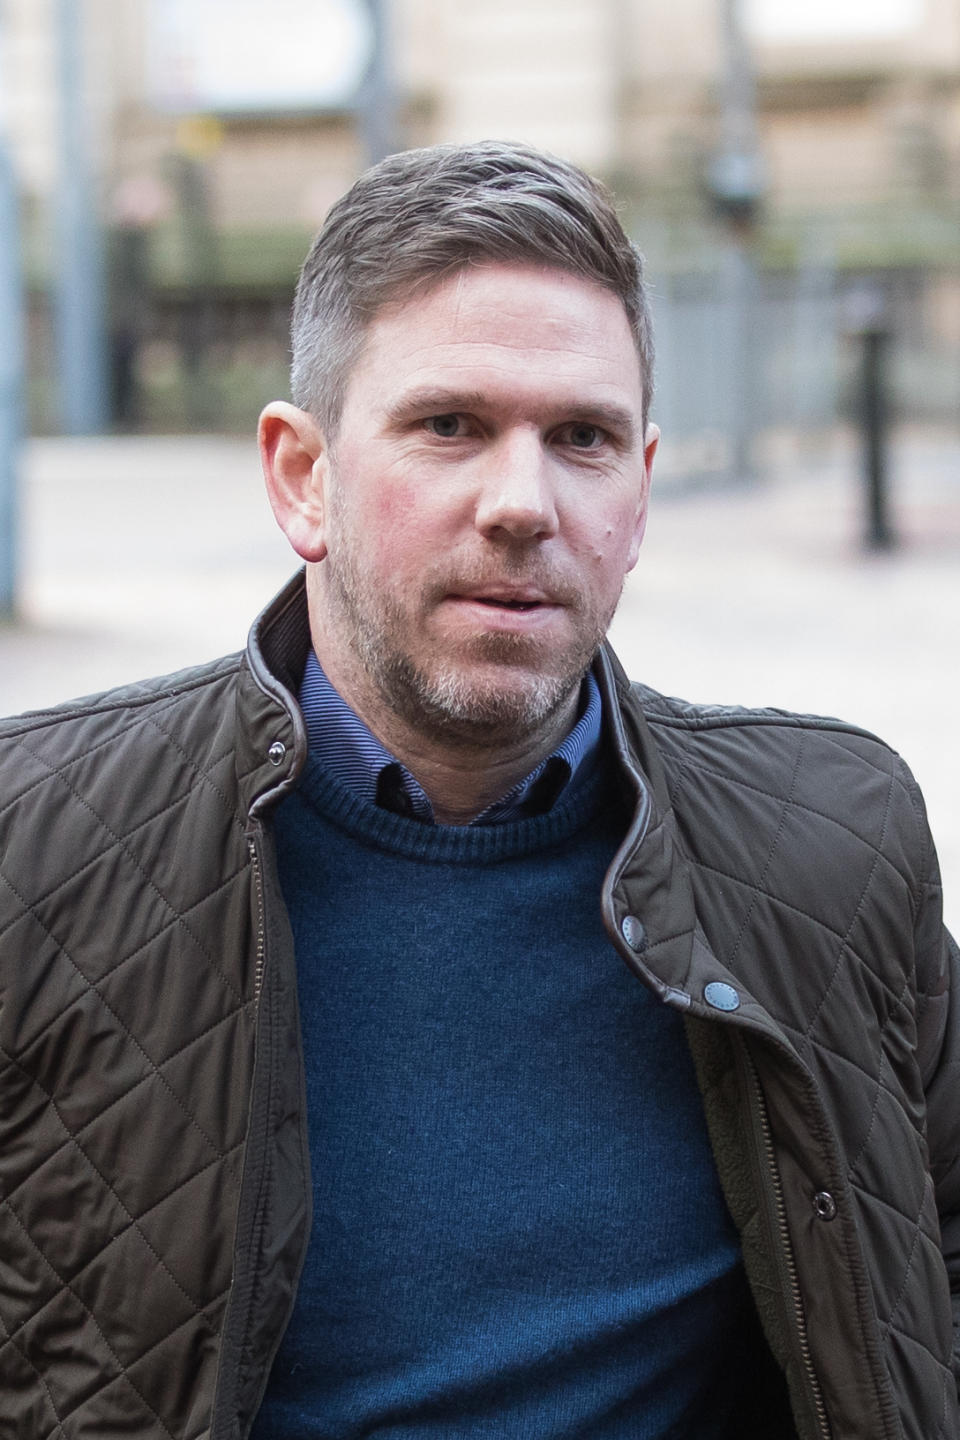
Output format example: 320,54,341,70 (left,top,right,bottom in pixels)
290,140,655,434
